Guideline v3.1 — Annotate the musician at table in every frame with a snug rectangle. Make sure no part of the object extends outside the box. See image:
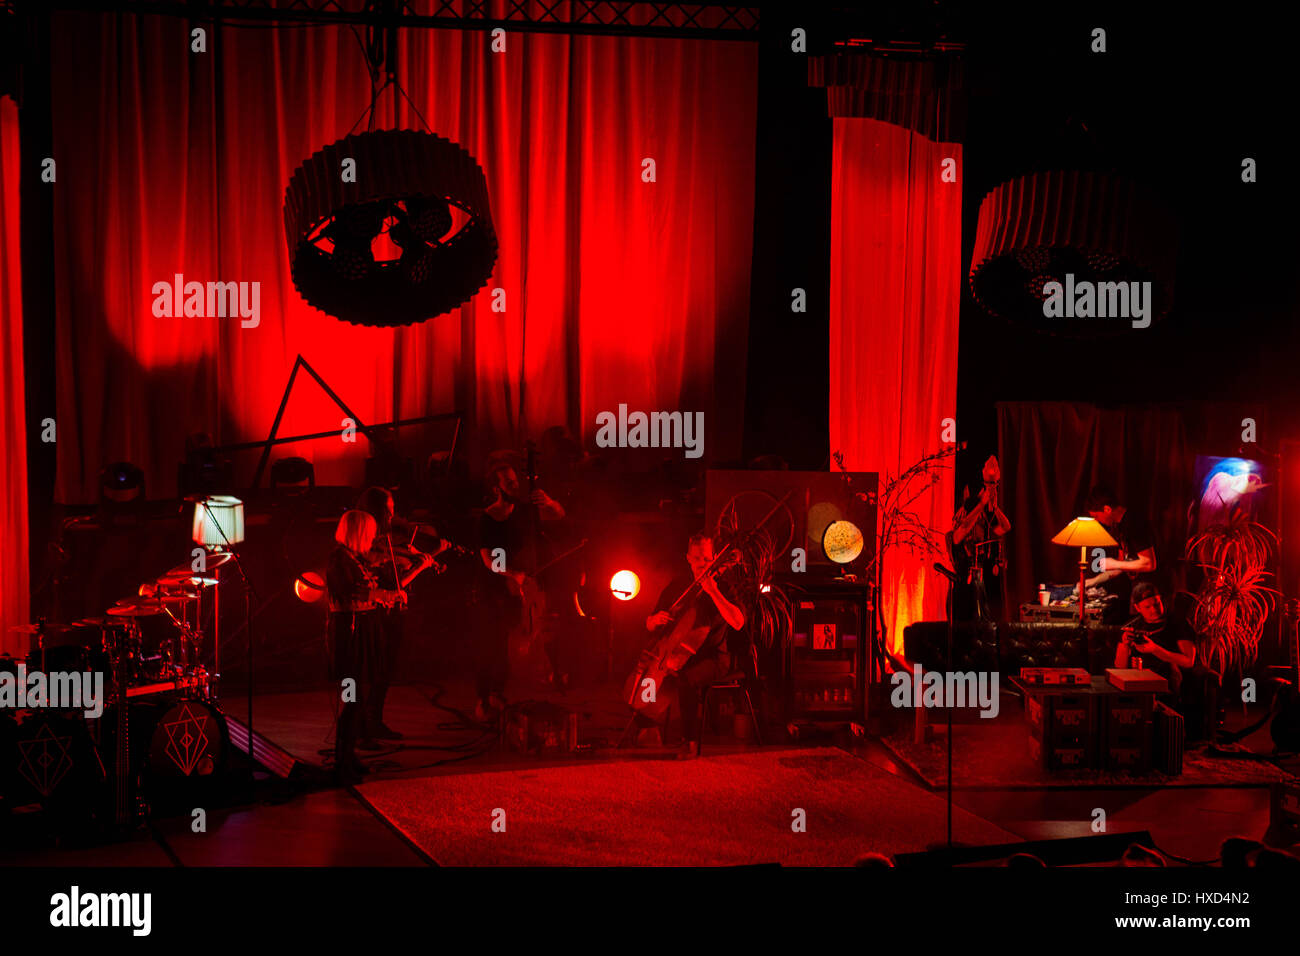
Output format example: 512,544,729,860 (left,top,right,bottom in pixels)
326,510,406,783
1079,485,1157,624
1113,582,1218,739
643,532,747,760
